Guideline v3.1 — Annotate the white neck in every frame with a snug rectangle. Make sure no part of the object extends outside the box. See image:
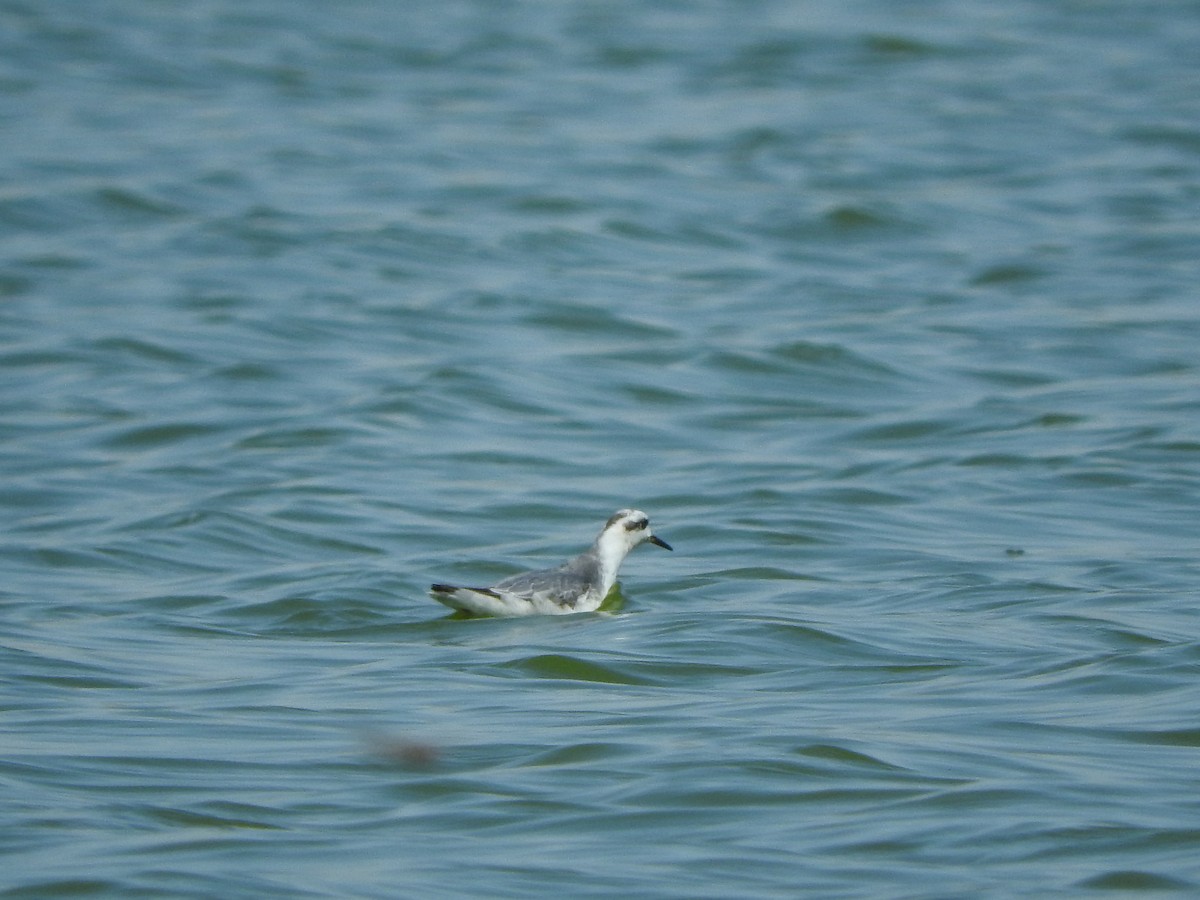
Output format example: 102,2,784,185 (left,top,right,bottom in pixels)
592,528,636,596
